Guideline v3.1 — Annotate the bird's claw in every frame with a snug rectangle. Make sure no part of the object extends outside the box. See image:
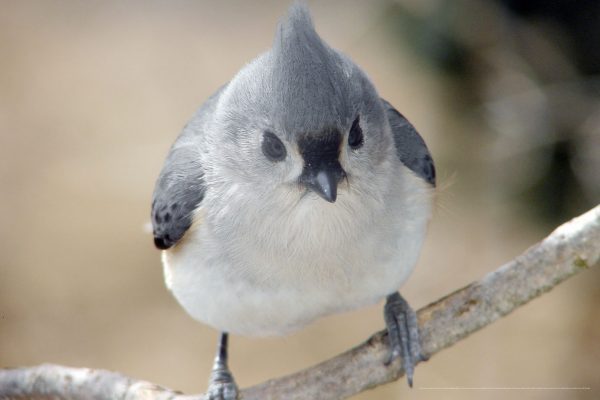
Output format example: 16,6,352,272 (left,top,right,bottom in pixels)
384,292,428,387
206,379,238,400
206,333,239,400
